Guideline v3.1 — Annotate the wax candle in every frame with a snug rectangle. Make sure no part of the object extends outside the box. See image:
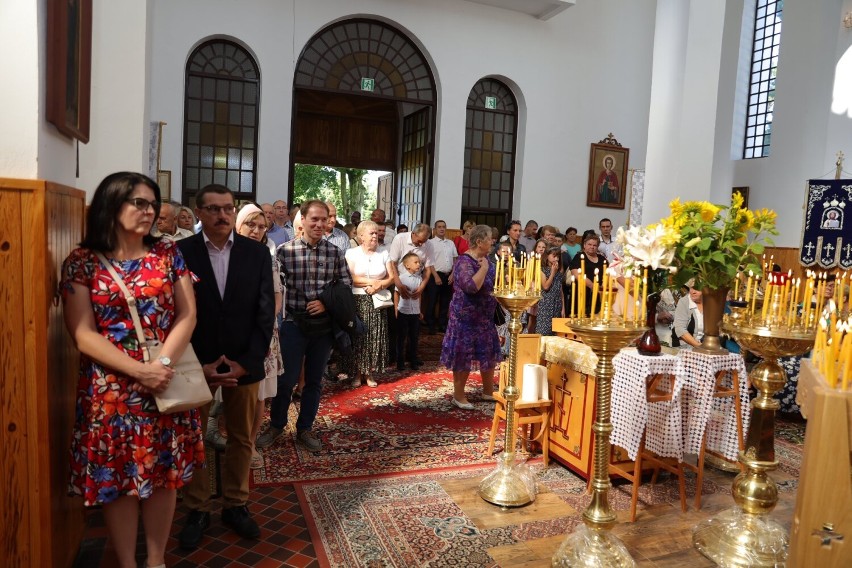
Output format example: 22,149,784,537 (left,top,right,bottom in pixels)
622,270,631,319
745,270,753,305
591,268,599,317
579,254,586,317
571,274,576,318
734,271,740,300
536,253,542,292
640,268,648,325
761,274,773,322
